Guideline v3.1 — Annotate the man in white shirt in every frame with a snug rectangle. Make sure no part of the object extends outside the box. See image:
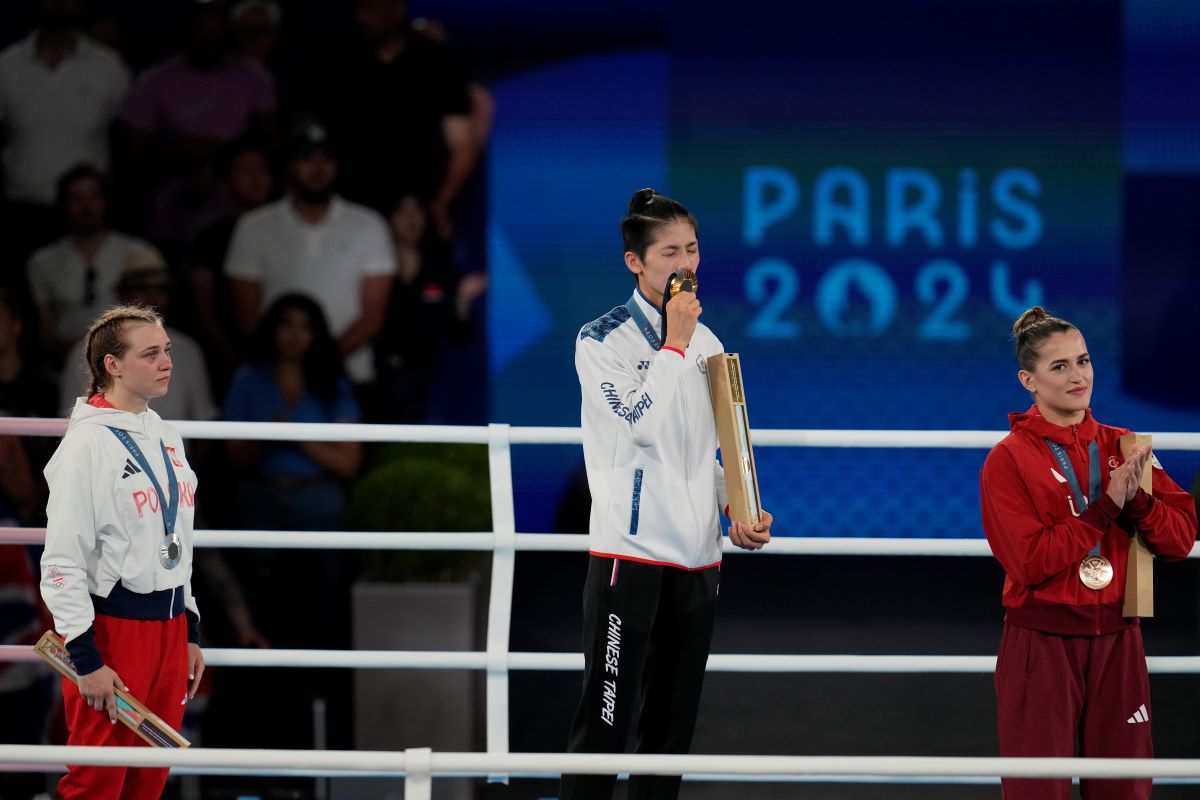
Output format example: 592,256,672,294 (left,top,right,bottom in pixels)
60,246,215,423
27,164,151,364
225,122,395,383
0,0,129,260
